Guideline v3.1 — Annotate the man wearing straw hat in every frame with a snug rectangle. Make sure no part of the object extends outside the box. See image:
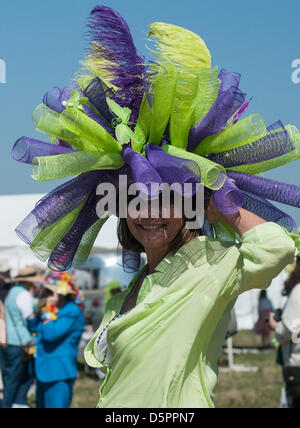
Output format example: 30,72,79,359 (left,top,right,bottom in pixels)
0,267,43,408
